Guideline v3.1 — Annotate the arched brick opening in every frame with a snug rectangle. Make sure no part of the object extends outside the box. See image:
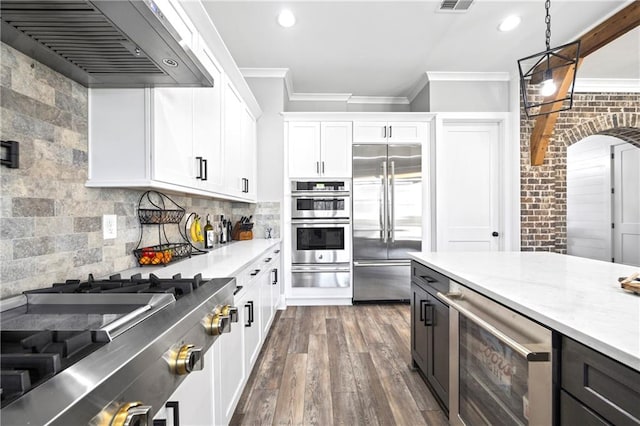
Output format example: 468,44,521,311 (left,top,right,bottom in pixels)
553,114,640,253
